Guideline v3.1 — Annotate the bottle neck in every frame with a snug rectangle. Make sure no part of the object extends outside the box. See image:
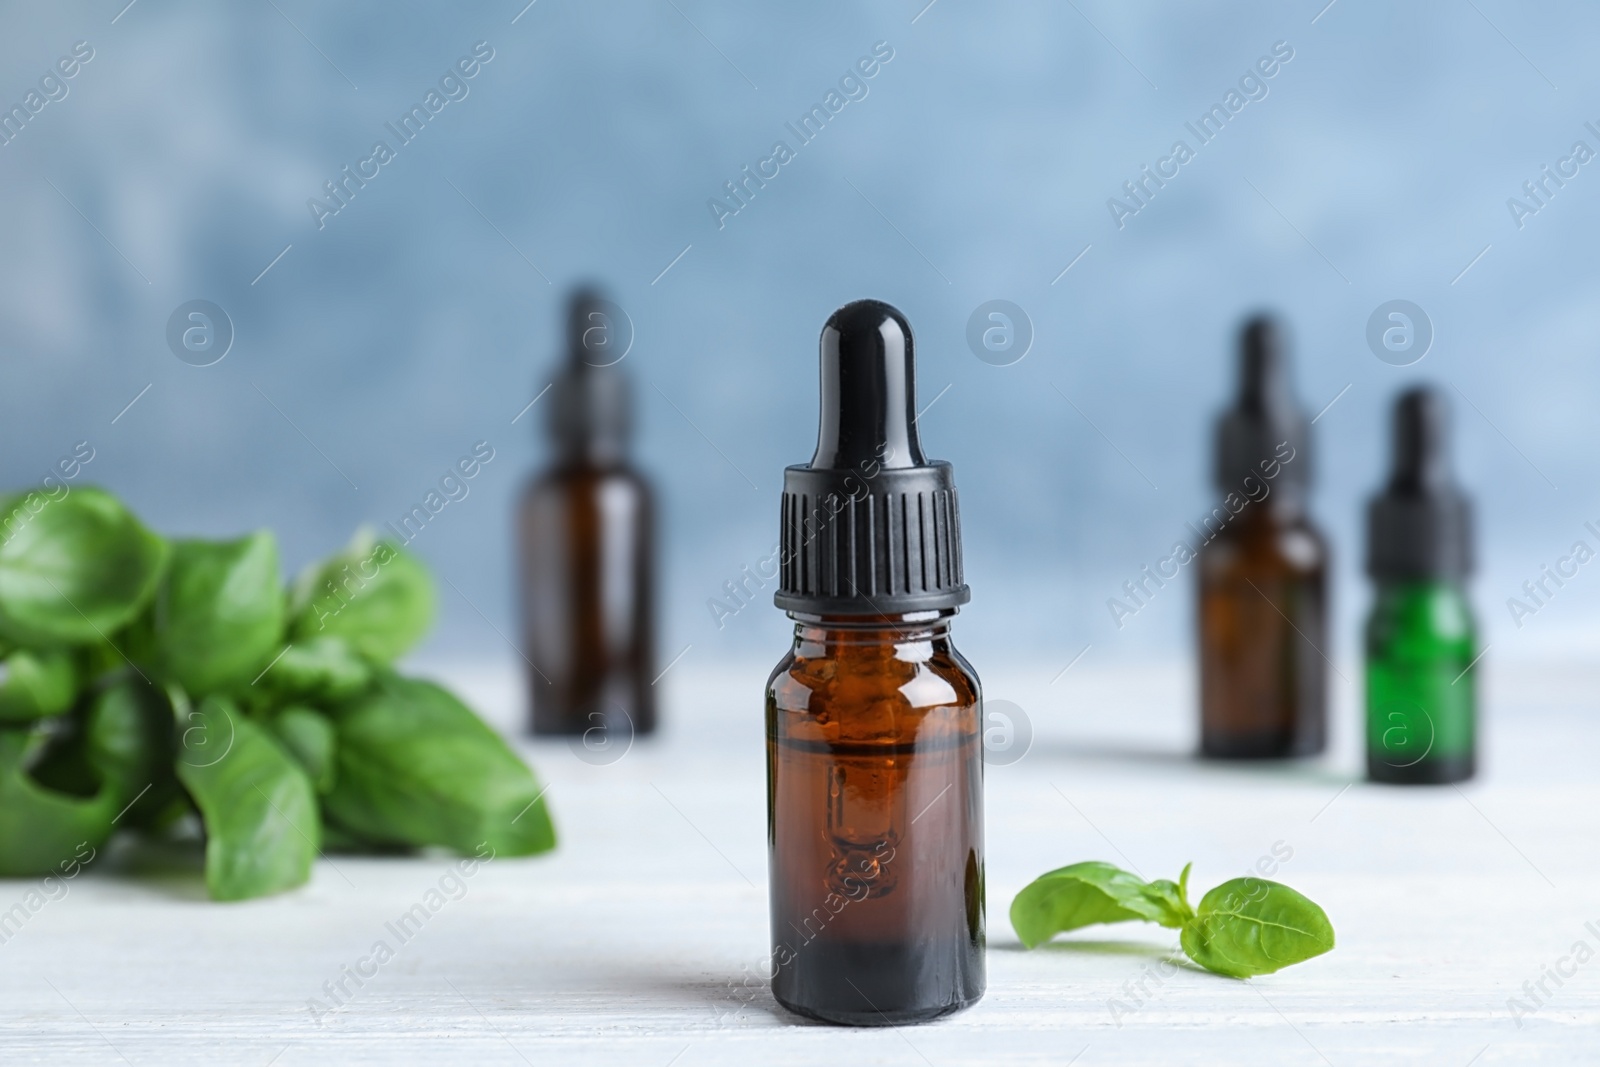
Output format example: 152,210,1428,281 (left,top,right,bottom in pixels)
552,437,628,471
1372,575,1466,597
1228,484,1308,529
788,609,956,658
